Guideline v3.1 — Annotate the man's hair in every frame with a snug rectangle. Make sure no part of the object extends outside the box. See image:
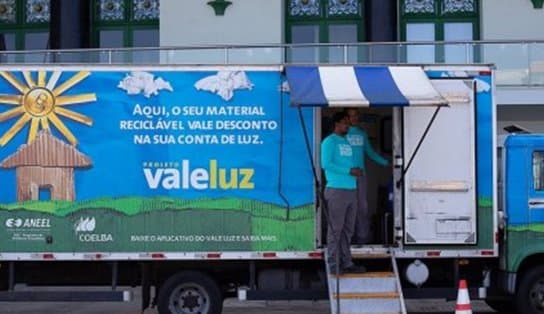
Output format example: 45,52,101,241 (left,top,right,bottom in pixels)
332,112,347,126
344,108,360,119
